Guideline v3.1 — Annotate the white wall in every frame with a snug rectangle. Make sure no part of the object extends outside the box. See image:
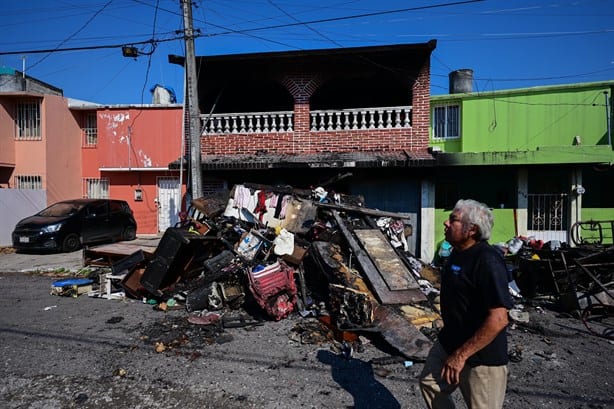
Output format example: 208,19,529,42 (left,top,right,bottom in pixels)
0,189,46,246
